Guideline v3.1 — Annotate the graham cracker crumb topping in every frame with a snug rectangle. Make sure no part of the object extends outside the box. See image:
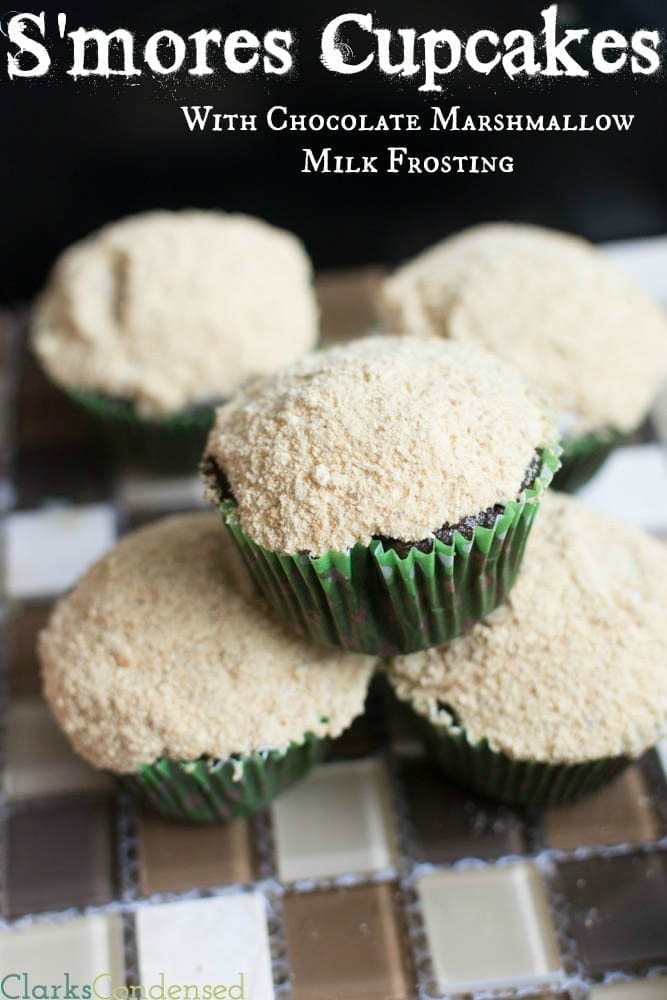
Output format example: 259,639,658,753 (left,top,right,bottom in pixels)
203,335,556,554
381,223,667,434
389,492,667,764
39,513,374,774
32,210,319,416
